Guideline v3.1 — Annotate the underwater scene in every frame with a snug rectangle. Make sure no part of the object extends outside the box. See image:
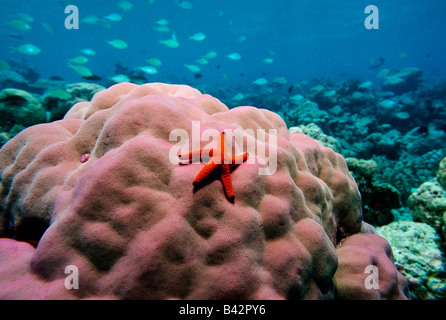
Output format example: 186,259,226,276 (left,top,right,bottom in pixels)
0,0,445,302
